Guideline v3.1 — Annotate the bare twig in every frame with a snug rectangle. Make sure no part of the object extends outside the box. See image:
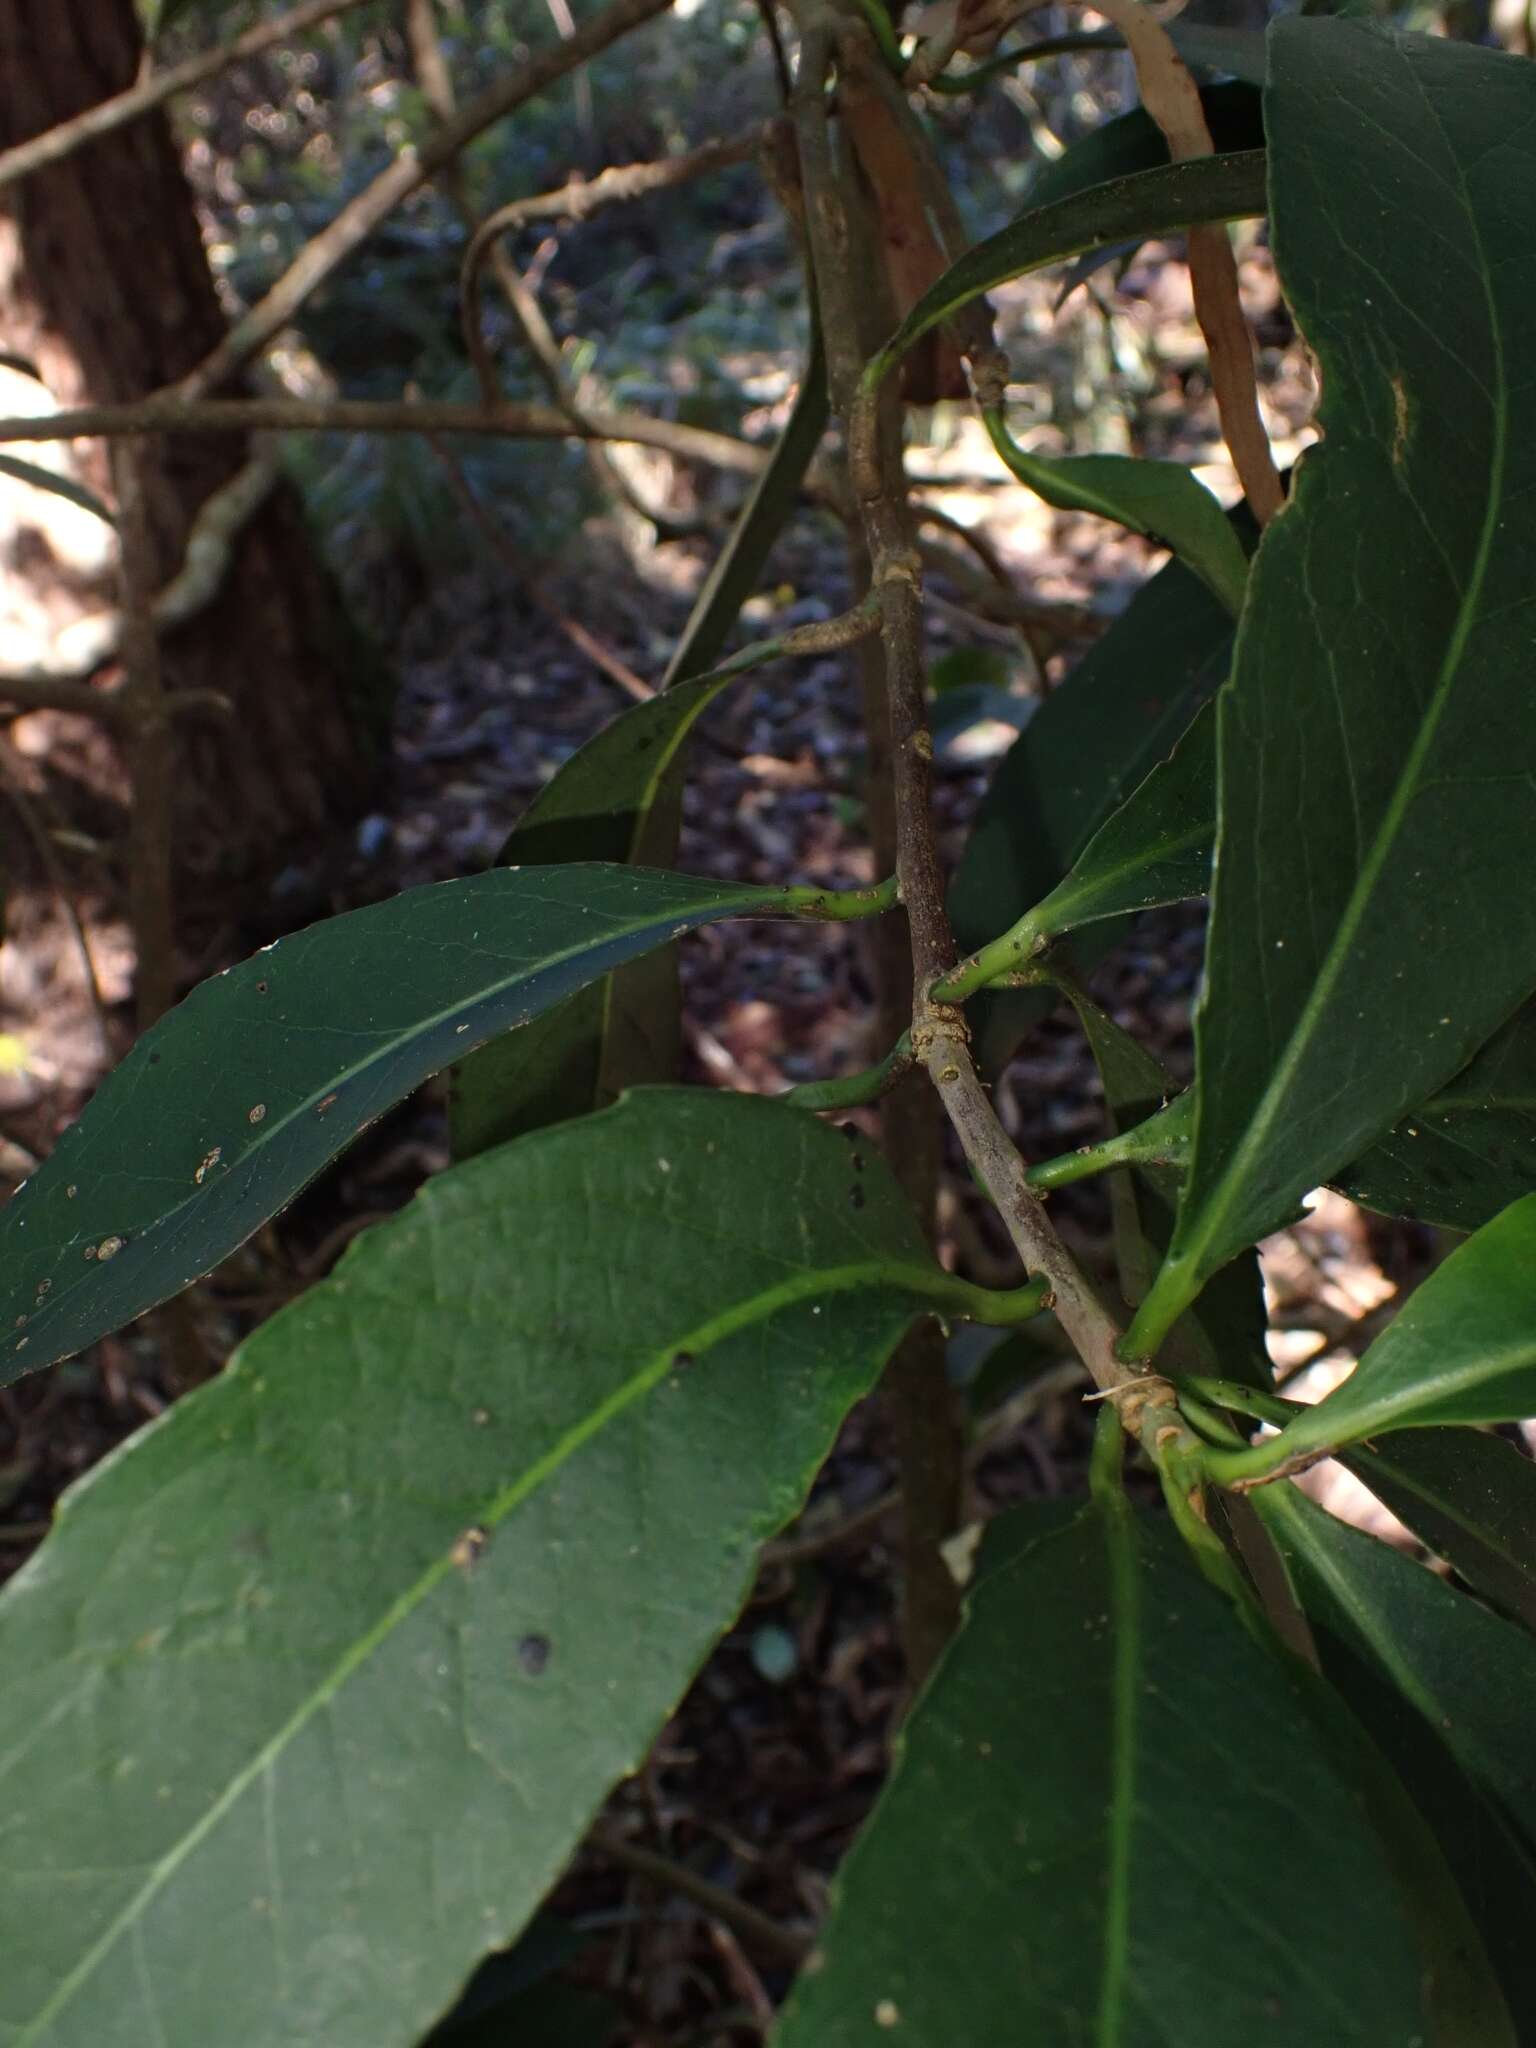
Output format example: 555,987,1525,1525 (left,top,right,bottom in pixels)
405,0,688,539
111,443,175,1036
175,0,677,400
0,0,374,197
460,126,769,404
590,1828,813,1966
0,395,766,473
424,436,656,703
